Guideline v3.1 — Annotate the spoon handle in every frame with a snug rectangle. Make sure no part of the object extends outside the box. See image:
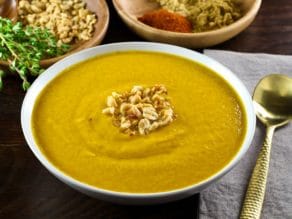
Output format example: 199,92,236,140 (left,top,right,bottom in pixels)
240,126,275,219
